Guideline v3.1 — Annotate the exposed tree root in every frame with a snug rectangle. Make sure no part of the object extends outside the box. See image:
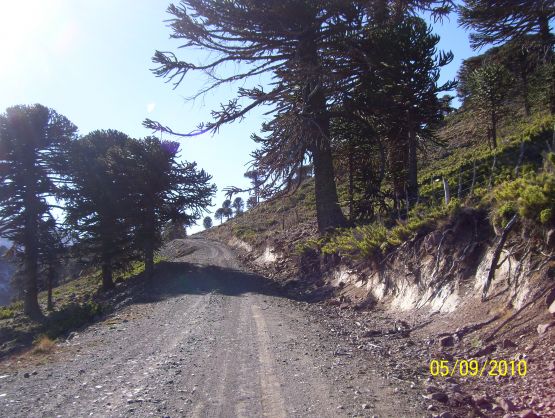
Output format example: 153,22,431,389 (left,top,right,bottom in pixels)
482,214,518,301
